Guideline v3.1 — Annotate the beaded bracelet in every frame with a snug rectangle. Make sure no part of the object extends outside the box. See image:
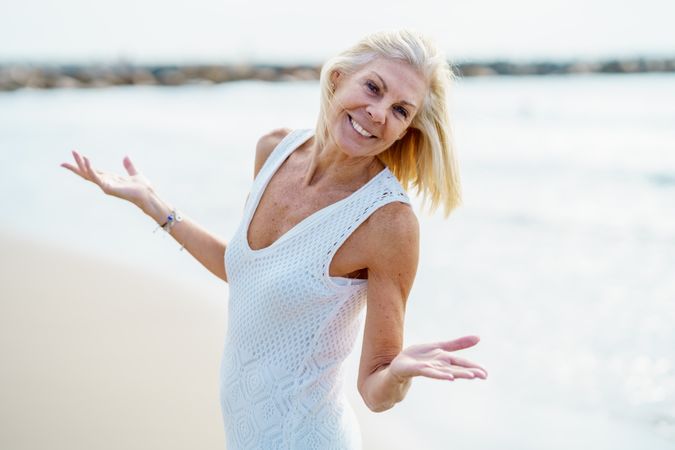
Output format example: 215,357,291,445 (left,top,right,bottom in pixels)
153,208,185,251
